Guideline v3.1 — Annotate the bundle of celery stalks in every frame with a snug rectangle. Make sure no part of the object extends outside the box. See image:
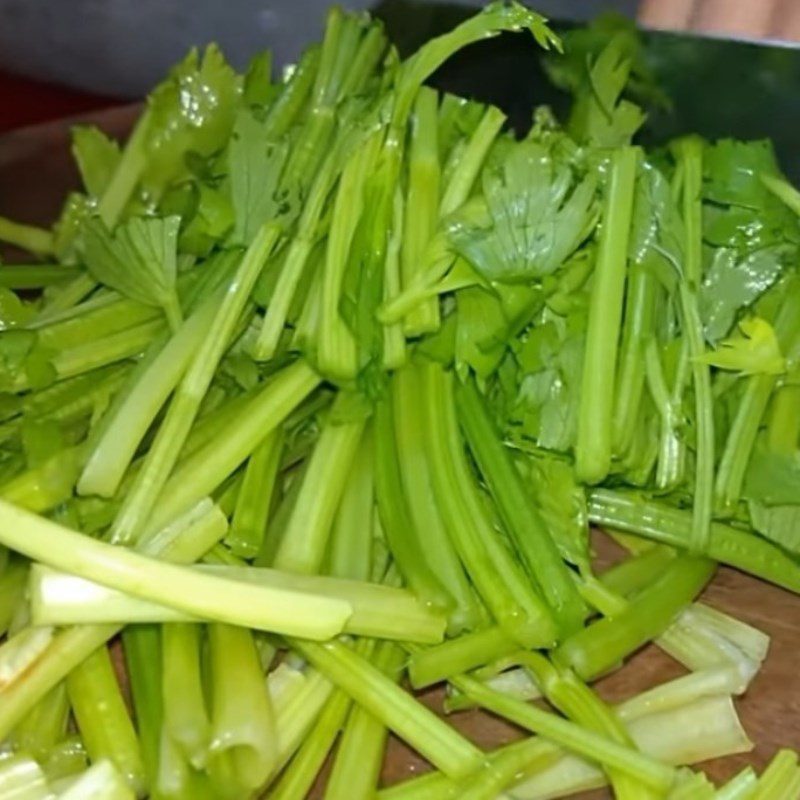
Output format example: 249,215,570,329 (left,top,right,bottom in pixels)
1,2,800,798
